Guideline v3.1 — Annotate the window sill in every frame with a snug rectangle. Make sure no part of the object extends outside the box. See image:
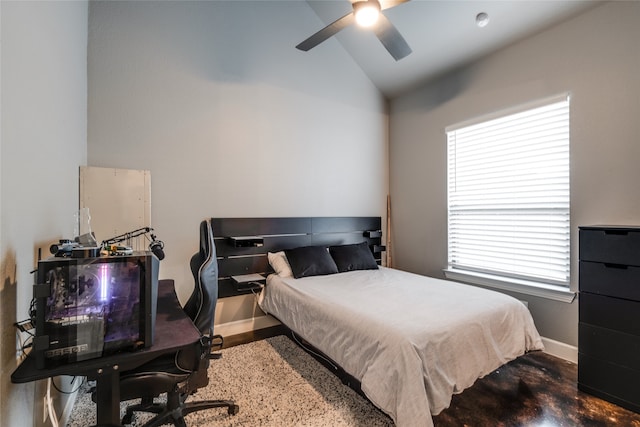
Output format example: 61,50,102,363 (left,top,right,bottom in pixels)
443,268,576,303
